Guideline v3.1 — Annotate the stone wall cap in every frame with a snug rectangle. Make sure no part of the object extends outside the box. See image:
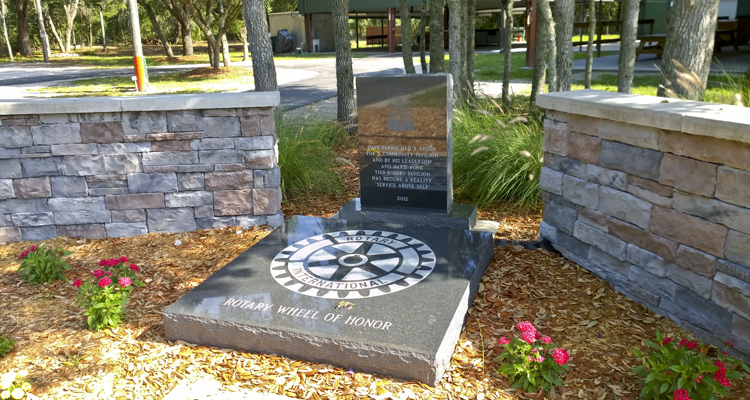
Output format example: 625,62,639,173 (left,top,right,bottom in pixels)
0,92,280,115
537,90,750,144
